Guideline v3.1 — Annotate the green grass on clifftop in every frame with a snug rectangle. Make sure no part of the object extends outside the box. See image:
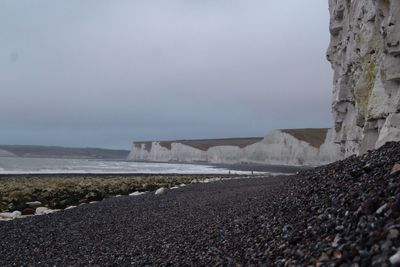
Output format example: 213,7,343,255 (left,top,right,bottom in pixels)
280,128,329,148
